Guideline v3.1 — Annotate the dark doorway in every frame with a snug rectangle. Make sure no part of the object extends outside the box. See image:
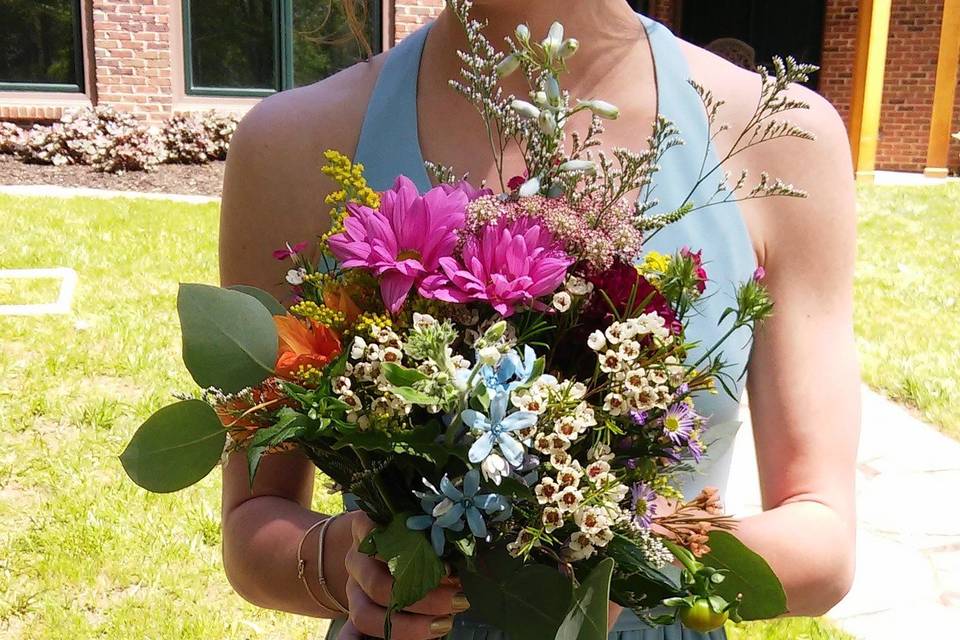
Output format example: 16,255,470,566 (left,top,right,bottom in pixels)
678,0,825,88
